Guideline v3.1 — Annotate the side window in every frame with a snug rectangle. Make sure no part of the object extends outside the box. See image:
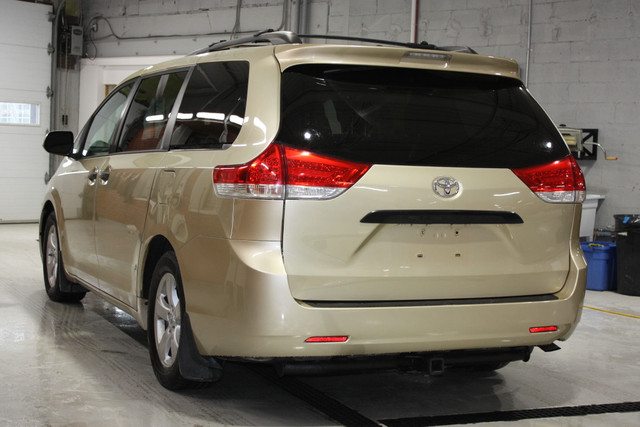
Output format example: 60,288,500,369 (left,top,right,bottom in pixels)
117,71,187,152
82,83,133,157
169,61,249,149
